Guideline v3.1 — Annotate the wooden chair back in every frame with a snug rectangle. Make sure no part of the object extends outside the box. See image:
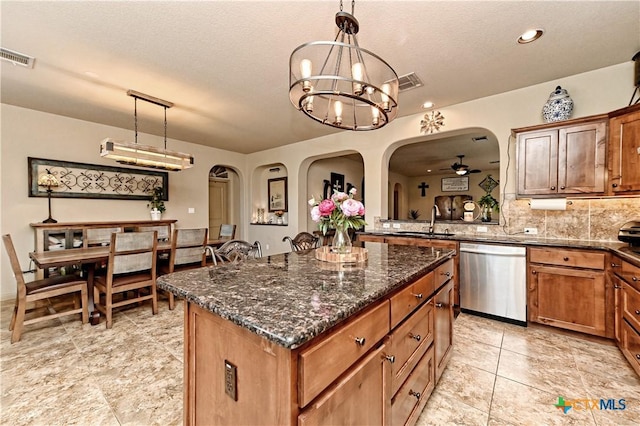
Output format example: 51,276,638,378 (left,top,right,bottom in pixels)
2,234,27,297
283,232,319,251
170,228,208,270
108,231,158,277
135,224,171,242
218,224,236,240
